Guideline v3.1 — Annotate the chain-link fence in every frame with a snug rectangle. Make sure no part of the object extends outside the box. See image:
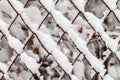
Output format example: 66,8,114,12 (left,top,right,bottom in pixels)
0,0,120,80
